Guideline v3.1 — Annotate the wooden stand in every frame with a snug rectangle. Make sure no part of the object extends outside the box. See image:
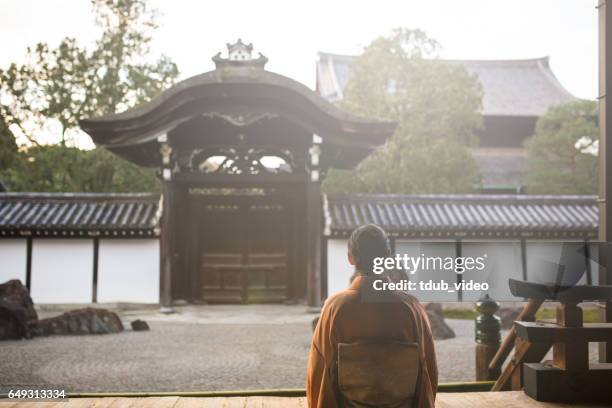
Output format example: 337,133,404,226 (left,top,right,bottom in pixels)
489,298,544,391
493,279,612,403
